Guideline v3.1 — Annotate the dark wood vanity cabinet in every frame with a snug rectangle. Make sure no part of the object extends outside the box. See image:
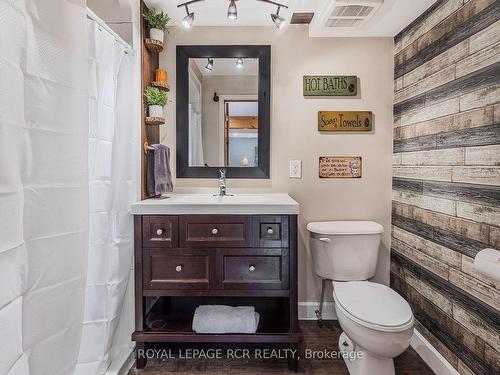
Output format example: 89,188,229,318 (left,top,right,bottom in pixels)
133,214,299,370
